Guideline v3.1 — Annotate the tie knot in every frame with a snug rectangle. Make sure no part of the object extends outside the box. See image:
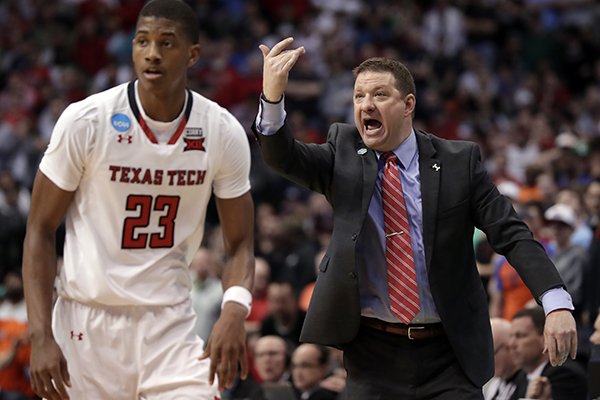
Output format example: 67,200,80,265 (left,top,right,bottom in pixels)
383,152,397,164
